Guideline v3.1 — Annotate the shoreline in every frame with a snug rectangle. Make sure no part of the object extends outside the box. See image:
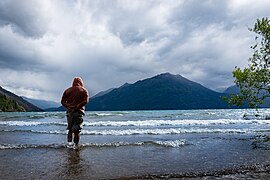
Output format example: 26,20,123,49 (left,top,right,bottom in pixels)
1,148,270,180
110,164,270,179
1,143,270,180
